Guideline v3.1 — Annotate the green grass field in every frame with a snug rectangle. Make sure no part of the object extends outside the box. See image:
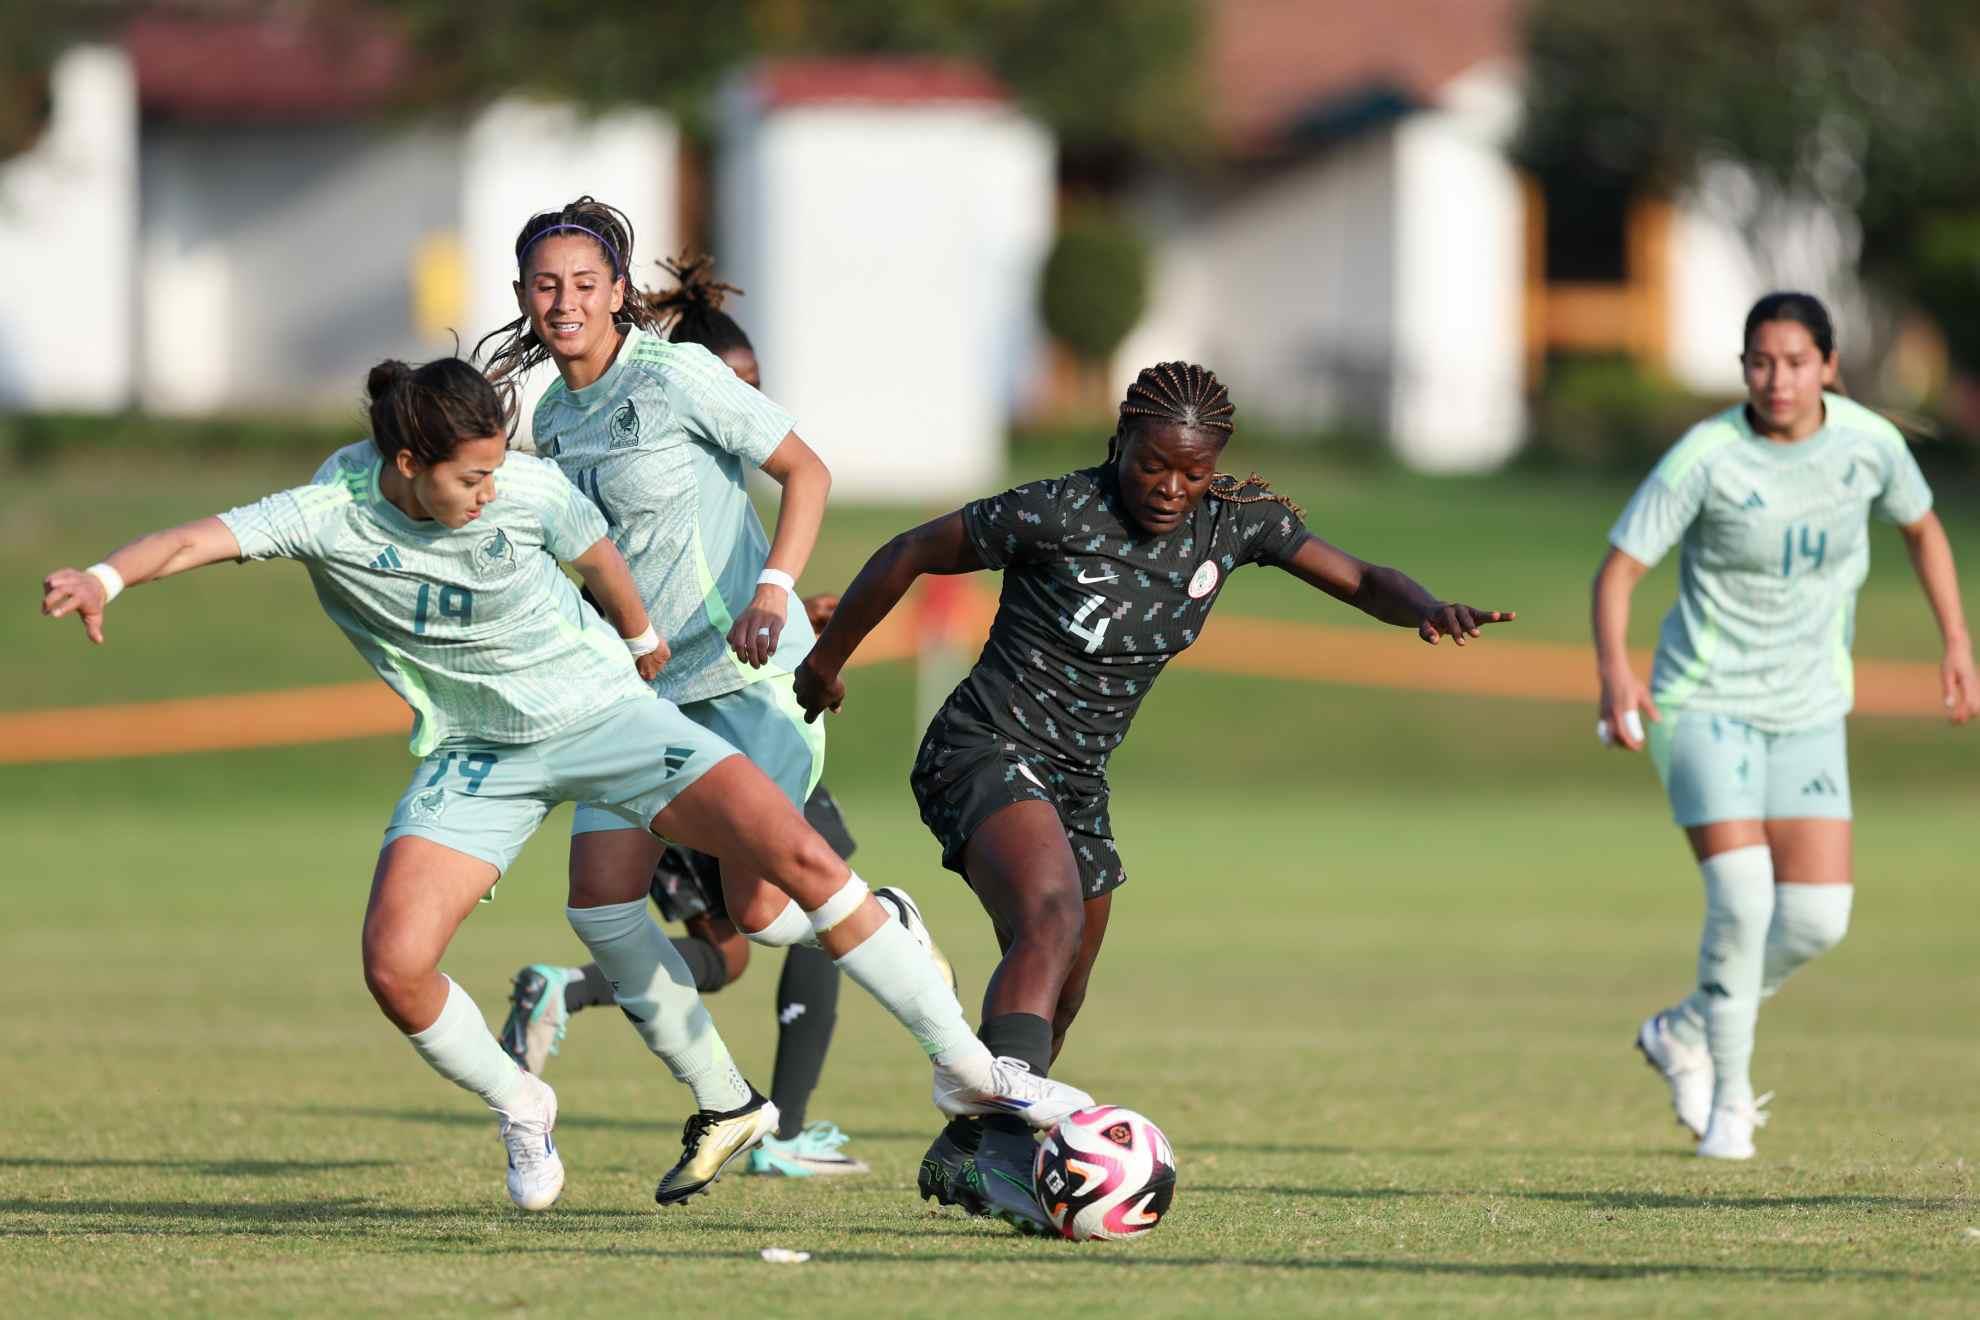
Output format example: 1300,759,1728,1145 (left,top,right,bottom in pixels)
3,448,1977,1316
